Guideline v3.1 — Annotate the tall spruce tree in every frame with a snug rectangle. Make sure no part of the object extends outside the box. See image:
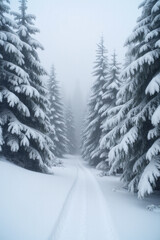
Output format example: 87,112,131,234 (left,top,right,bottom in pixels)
82,37,108,166
0,0,26,158
100,46,135,166
108,0,160,197
65,102,76,154
98,51,121,168
98,51,130,173
1,0,55,172
48,65,67,157
72,83,84,153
